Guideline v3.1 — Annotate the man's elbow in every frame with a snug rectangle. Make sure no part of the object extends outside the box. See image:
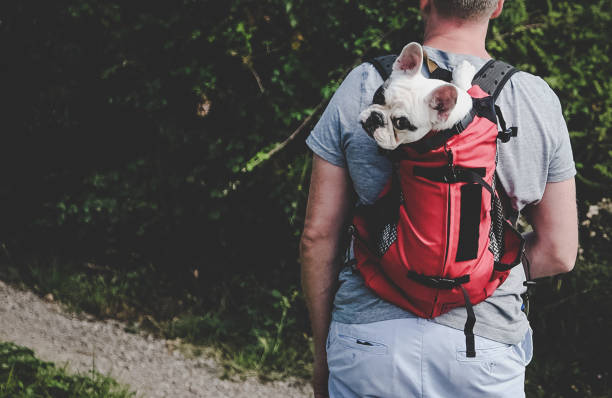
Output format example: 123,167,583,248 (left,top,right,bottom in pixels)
299,227,330,257
550,243,578,274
